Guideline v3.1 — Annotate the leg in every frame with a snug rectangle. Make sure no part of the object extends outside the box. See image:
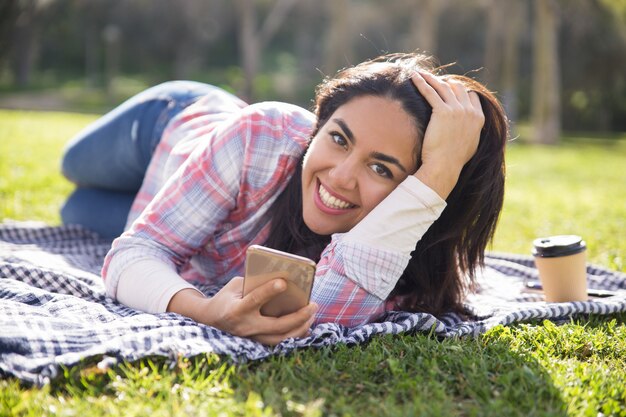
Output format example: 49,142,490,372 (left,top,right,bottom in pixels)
60,81,230,235
61,188,136,239
61,80,221,191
